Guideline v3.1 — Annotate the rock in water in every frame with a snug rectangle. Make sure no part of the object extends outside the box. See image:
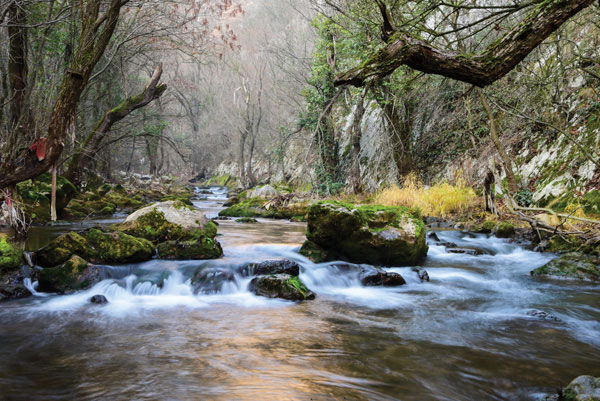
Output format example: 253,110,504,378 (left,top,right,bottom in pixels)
249,274,315,301
38,255,105,293
90,294,108,304
544,375,600,401
241,260,300,276
299,201,427,266
191,267,235,294
331,263,406,287
526,309,561,322
531,252,600,281
121,200,210,236
157,238,223,260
